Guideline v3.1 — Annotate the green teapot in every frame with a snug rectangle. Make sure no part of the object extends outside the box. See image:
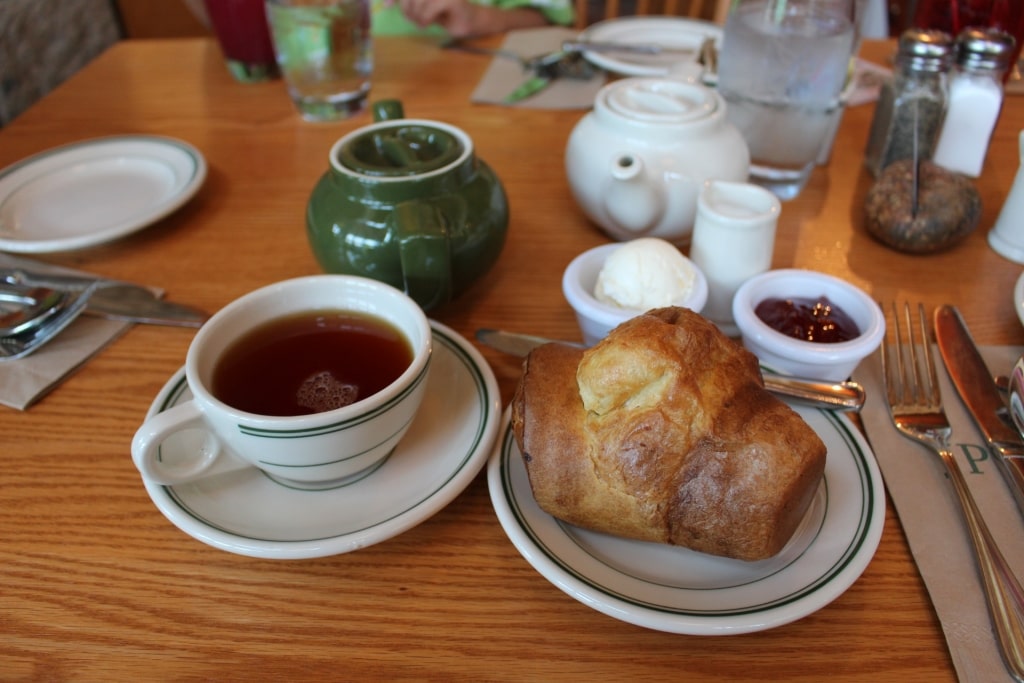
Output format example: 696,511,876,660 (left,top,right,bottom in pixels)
306,100,509,311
